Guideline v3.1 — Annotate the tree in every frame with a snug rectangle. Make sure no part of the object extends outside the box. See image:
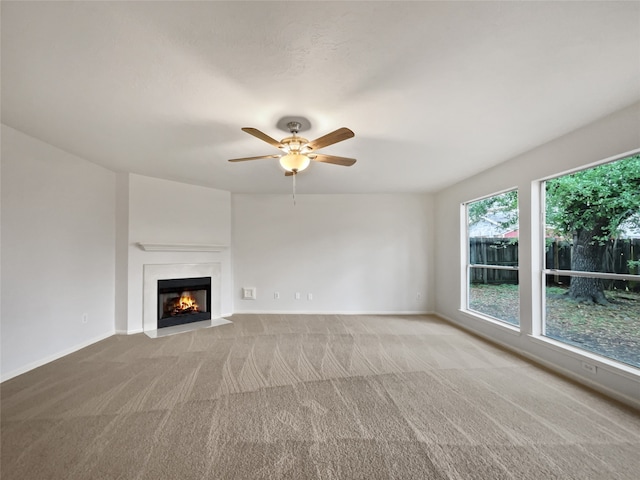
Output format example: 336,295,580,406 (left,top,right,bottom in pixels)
545,154,640,304
468,190,518,231
467,191,519,286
